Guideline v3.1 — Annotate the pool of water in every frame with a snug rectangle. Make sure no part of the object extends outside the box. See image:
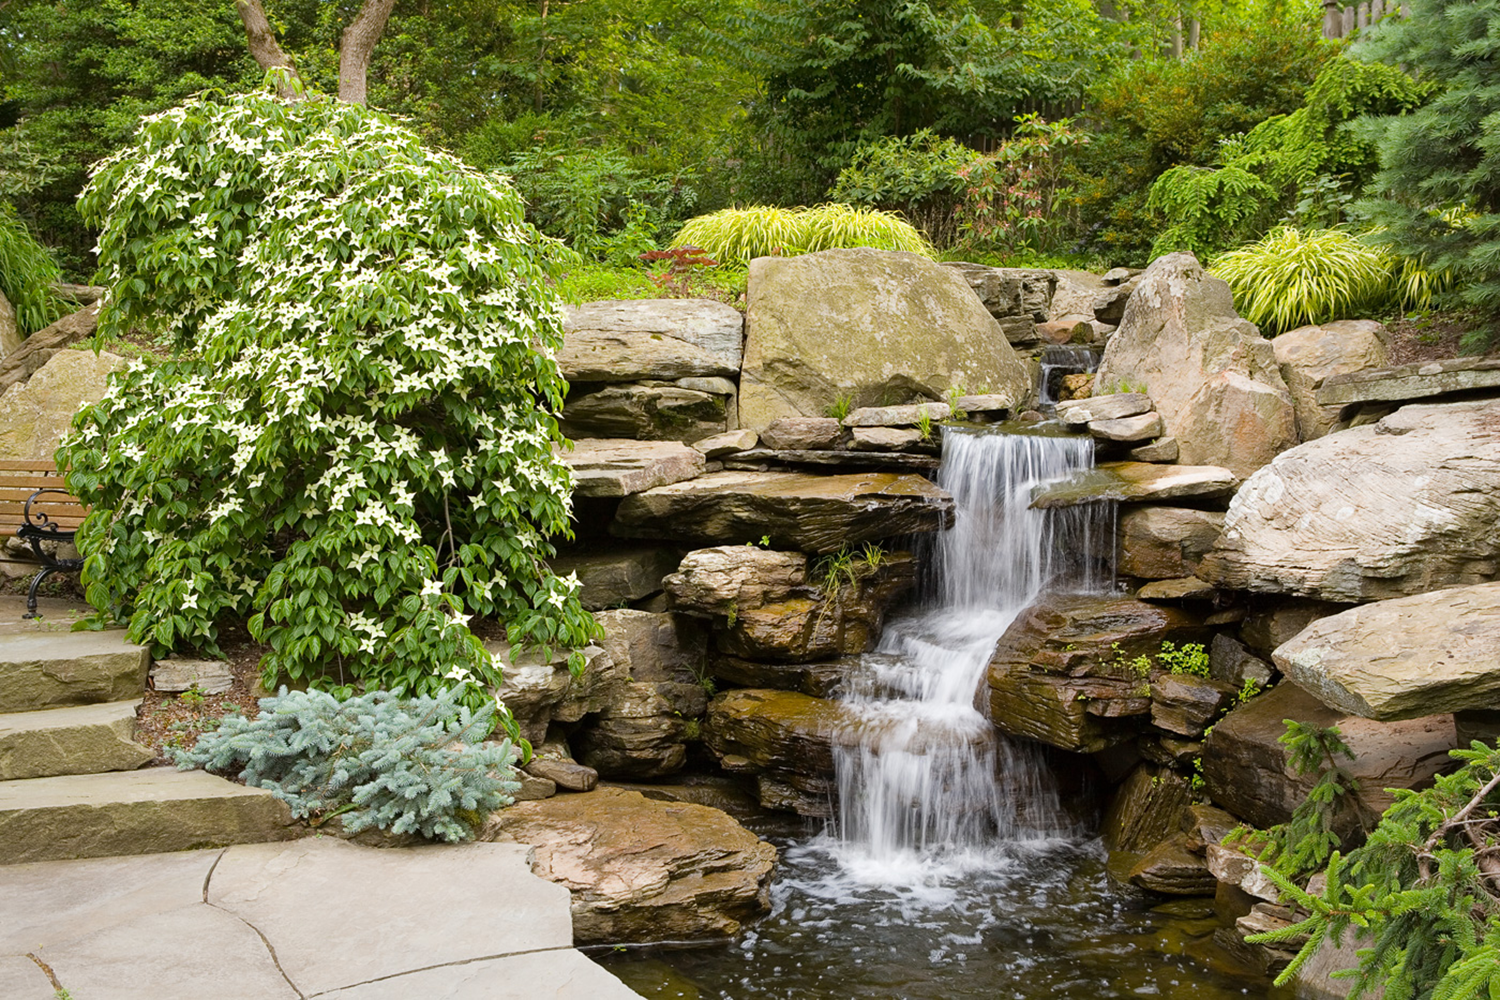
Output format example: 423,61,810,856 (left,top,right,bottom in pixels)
599,828,1287,1000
